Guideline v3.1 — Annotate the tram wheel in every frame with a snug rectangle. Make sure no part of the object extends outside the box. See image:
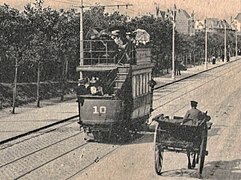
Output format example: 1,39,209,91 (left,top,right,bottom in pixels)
92,131,111,142
113,126,130,143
